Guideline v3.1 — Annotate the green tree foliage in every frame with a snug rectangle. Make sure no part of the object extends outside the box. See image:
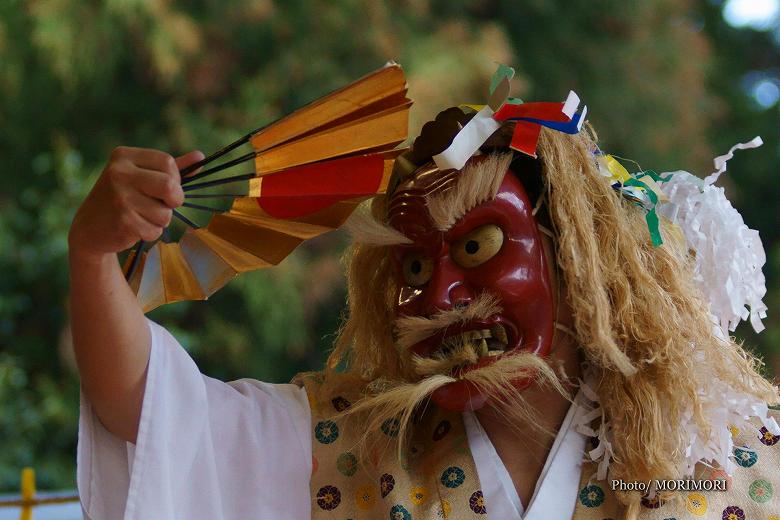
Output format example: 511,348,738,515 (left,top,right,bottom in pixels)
0,0,777,492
